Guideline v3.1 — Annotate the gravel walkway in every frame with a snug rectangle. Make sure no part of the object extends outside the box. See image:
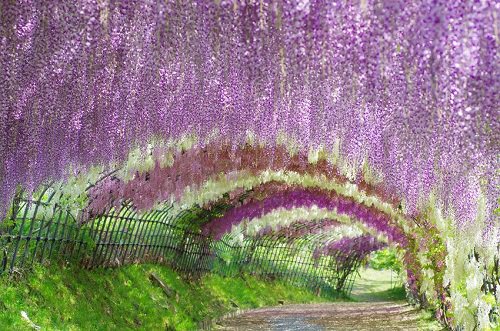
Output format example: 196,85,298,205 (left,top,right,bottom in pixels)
214,301,443,330
215,269,443,330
